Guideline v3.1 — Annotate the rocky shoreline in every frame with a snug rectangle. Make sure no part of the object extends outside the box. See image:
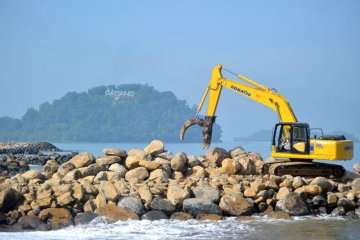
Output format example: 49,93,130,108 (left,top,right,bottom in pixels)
0,140,360,231
0,142,76,178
